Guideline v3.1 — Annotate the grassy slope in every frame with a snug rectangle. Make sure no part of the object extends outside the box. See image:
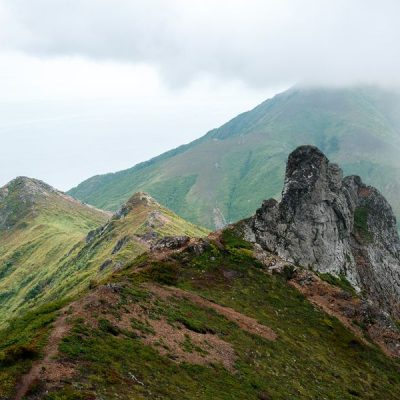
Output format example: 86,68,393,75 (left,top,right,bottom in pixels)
0,178,109,326
68,86,400,229
2,229,399,399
